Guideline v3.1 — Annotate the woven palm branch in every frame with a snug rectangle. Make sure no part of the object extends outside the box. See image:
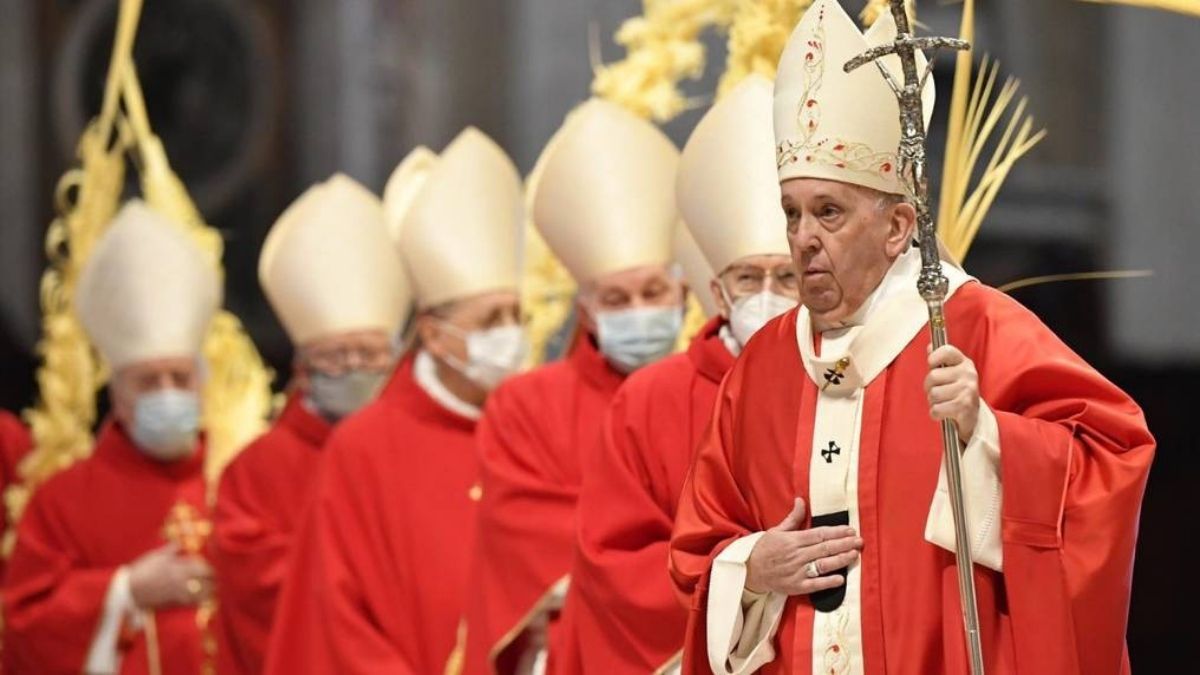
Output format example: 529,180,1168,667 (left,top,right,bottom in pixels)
5,0,144,552
718,0,813,95
119,68,274,487
937,0,1047,263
